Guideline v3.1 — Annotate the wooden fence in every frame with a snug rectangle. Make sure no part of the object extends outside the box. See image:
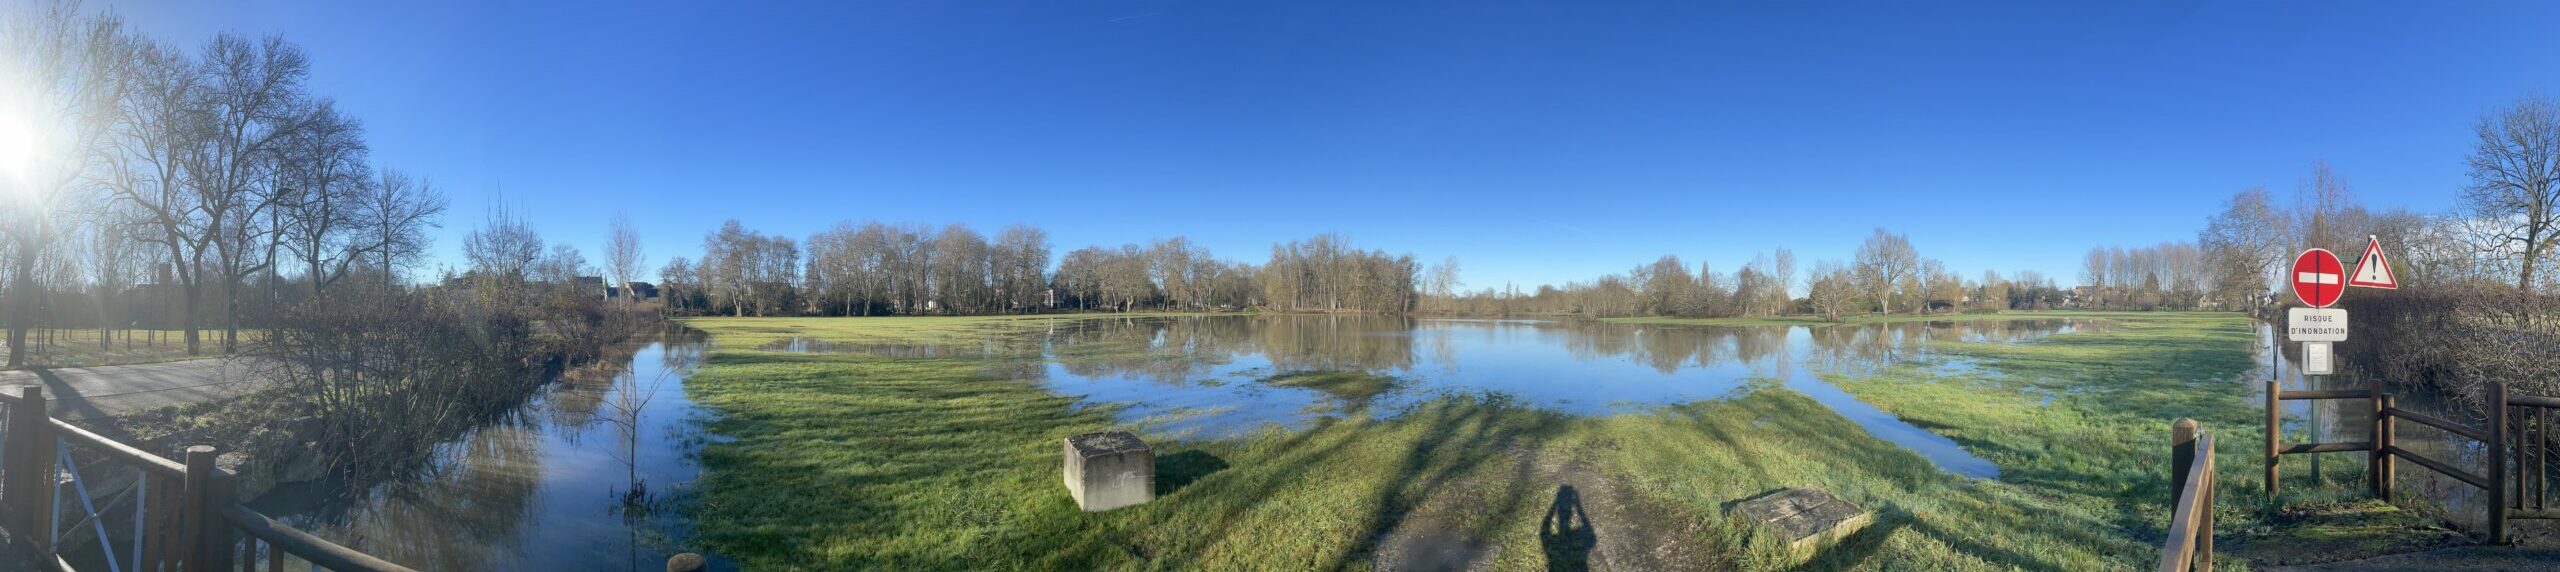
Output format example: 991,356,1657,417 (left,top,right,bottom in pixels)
1,385,415,572
2160,418,2215,572
2261,380,2560,545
